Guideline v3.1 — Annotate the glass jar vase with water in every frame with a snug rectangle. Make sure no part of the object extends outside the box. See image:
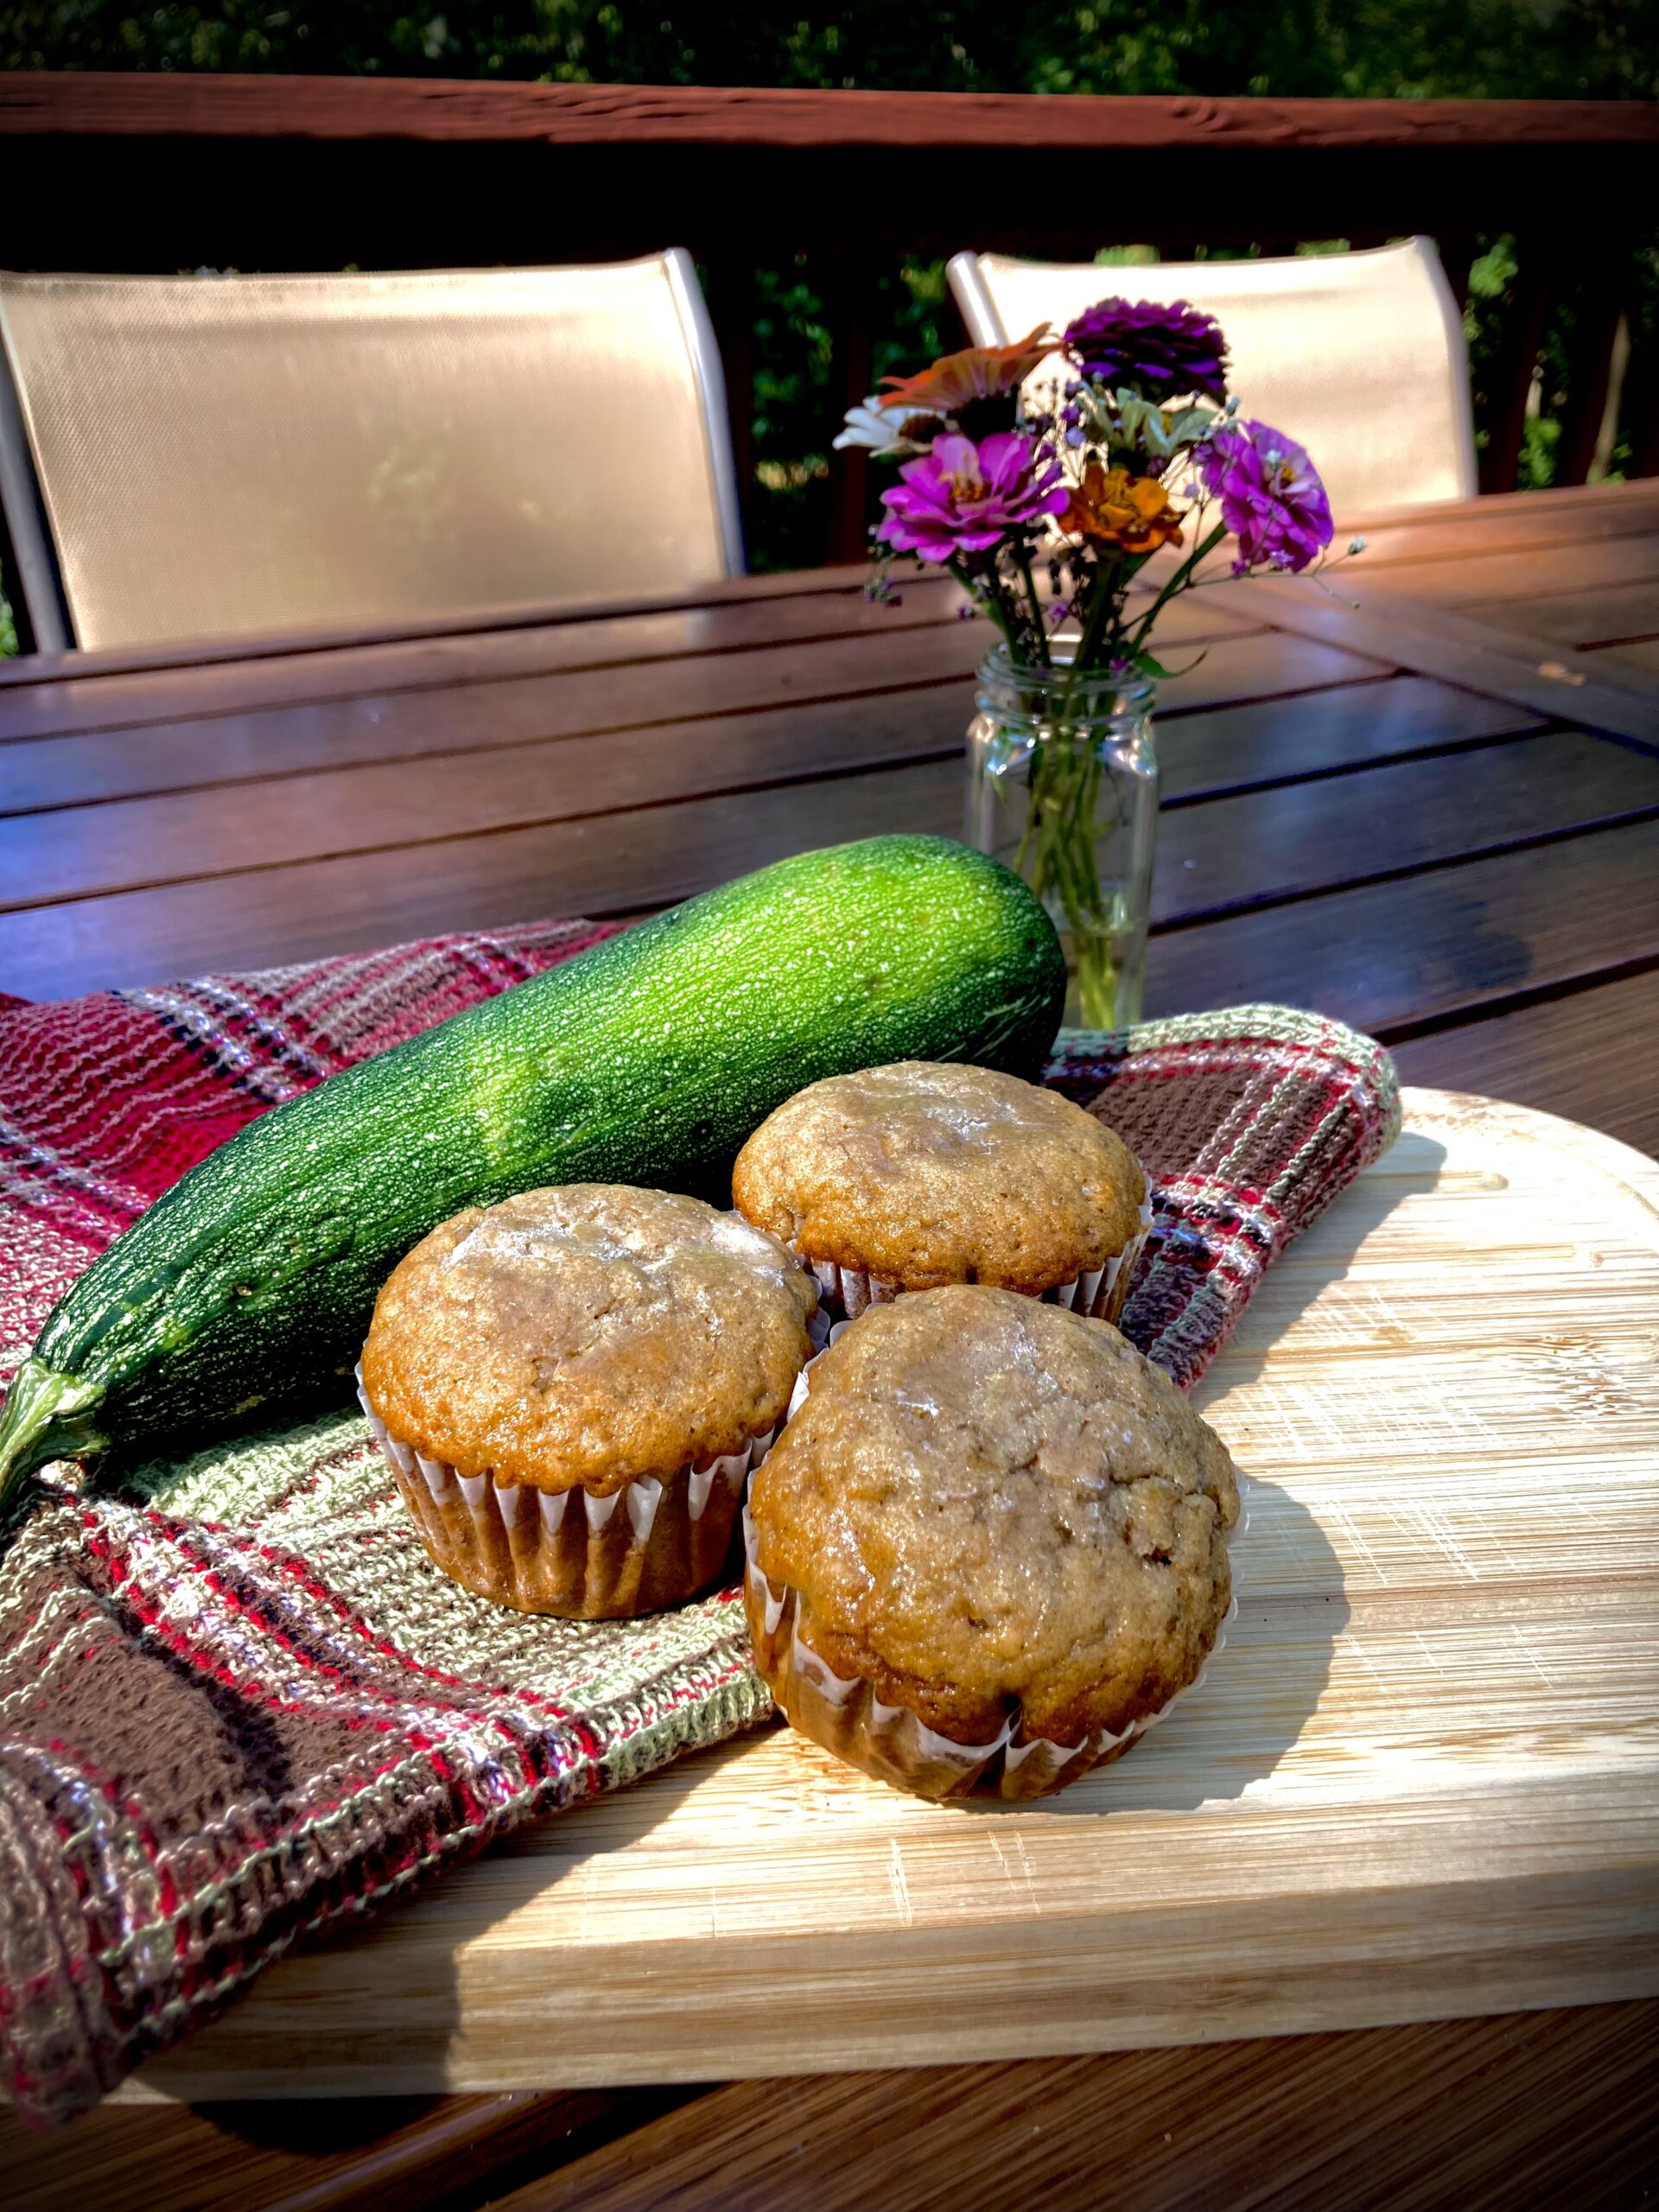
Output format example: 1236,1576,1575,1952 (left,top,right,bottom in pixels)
966,639,1157,1031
